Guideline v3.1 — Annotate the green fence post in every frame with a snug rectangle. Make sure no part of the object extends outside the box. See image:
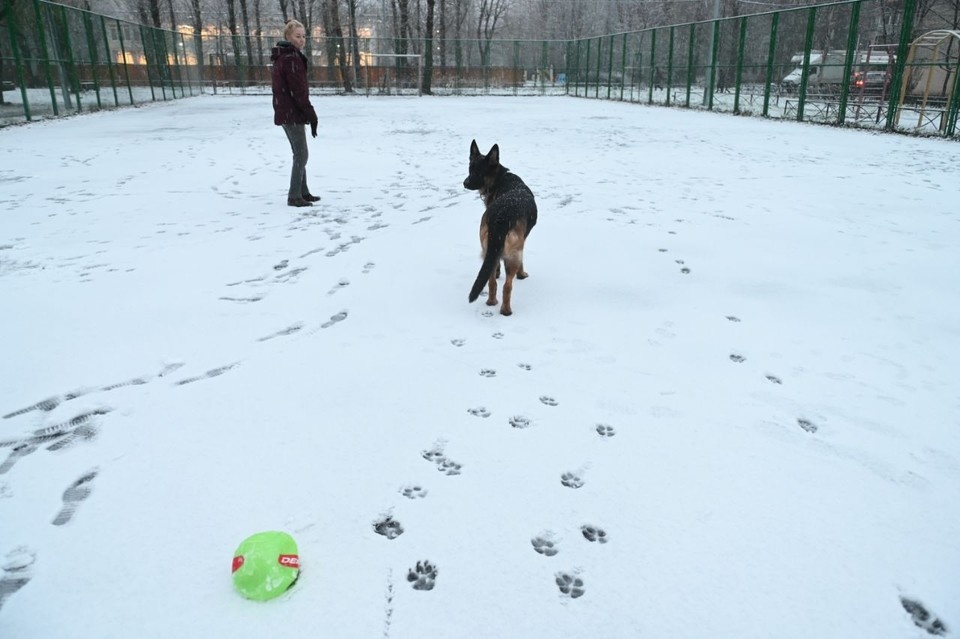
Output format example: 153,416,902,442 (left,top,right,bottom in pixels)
99,15,119,107
57,4,82,113
648,29,656,104
708,19,720,109
116,19,134,104
762,12,779,117
945,60,960,135
584,38,591,97
139,25,157,101
686,23,696,107
797,6,818,122
7,2,32,121
620,33,627,101
514,40,520,96
32,0,59,116
171,31,186,97
595,37,602,98
885,0,917,131
666,26,675,107
606,34,614,100
837,0,861,126
733,16,747,114
82,9,102,110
